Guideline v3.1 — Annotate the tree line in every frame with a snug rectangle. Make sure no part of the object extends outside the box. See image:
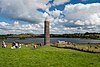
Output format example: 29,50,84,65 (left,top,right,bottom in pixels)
0,32,100,40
